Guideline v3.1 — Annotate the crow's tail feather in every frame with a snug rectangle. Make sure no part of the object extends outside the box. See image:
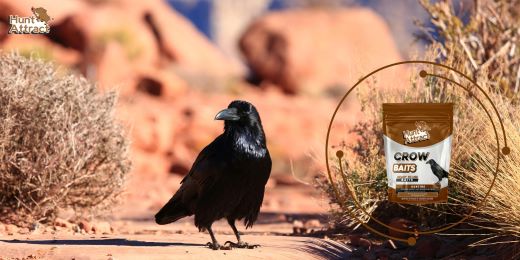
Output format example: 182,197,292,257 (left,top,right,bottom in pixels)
155,196,190,225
